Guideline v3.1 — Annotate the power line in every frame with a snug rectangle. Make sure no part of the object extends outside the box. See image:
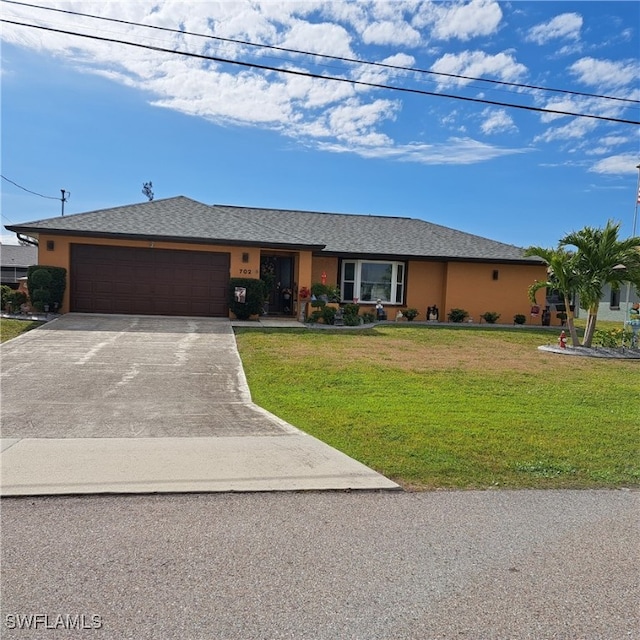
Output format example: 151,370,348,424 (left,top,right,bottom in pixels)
1,174,59,199
3,0,638,106
2,18,639,126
